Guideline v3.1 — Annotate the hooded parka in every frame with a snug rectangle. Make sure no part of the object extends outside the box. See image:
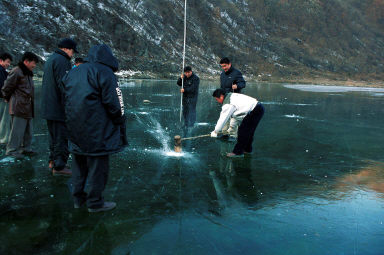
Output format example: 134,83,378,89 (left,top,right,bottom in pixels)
61,44,127,156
